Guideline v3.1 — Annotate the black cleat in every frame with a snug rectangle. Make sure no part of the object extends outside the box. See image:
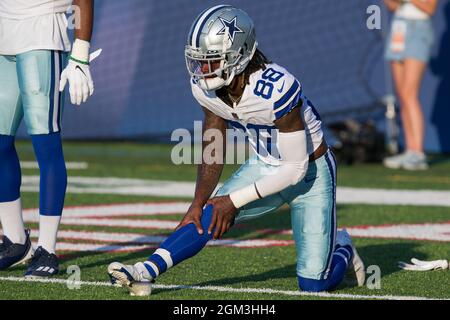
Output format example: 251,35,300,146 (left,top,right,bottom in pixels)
25,246,59,278
0,229,34,270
